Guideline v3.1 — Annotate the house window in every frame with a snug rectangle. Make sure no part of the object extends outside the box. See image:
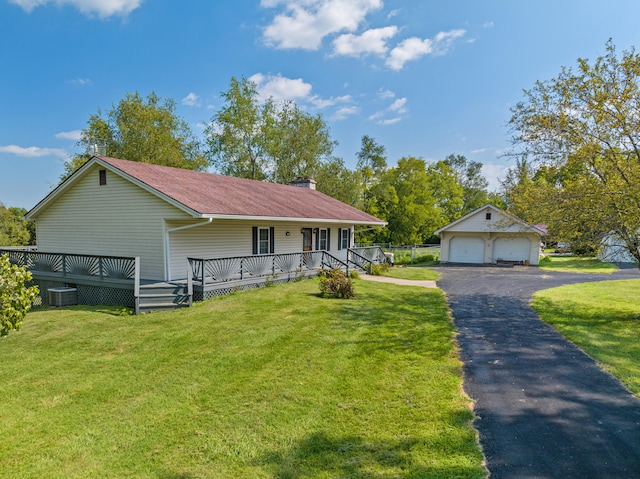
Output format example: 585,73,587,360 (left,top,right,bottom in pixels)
99,169,107,186
258,228,270,254
252,226,274,255
318,228,328,250
486,212,492,220
339,228,350,250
